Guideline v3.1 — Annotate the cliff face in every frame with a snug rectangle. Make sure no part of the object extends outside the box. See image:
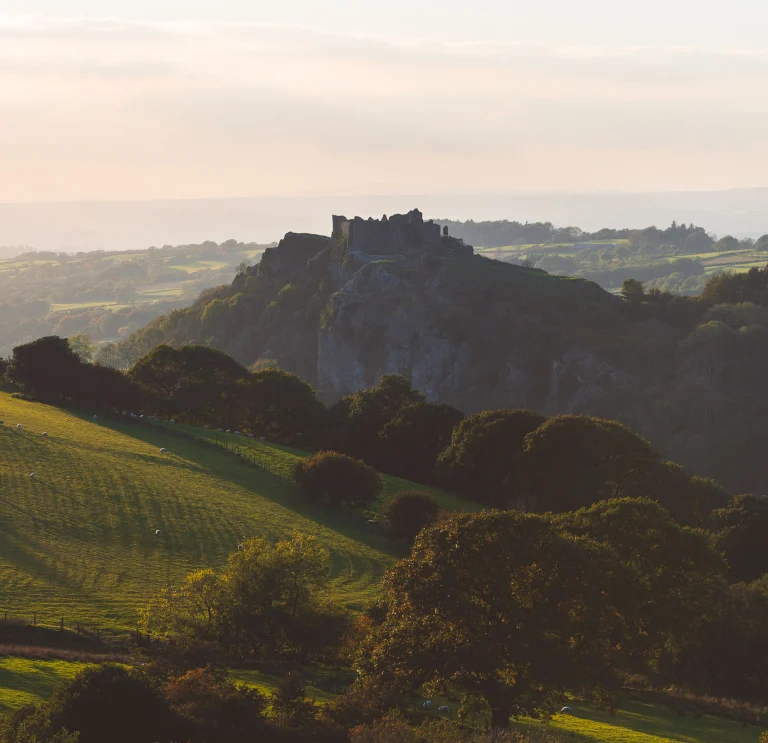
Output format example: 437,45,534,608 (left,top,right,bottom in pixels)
252,210,632,413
